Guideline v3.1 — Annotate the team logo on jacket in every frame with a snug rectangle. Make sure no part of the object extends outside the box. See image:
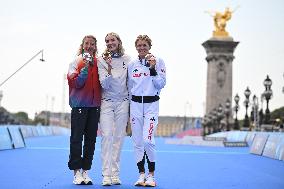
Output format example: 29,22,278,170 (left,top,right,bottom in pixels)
144,73,149,76
161,69,165,73
132,69,142,77
133,73,142,77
